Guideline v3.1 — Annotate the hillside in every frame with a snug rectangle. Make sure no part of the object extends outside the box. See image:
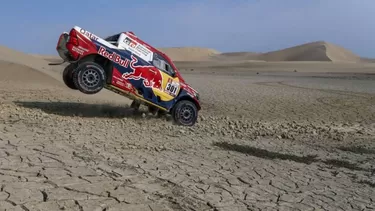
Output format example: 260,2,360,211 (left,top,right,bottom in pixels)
157,47,221,61
210,52,261,61
170,41,363,63
30,41,366,63
255,41,361,62
0,45,63,82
